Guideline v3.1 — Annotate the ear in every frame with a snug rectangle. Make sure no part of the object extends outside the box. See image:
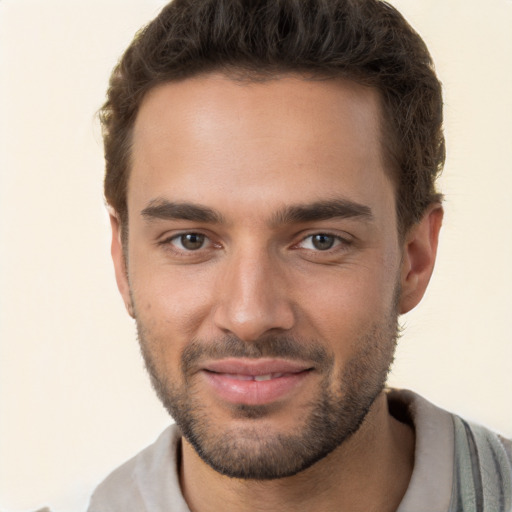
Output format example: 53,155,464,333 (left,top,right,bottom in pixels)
109,209,135,318
399,204,443,314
